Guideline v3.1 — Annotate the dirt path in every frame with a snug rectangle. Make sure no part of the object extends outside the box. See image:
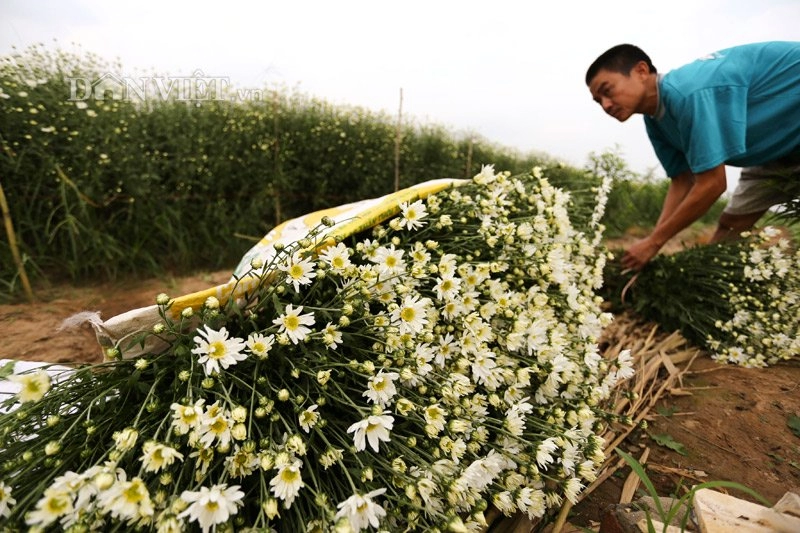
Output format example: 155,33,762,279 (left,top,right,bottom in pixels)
2,265,799,529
